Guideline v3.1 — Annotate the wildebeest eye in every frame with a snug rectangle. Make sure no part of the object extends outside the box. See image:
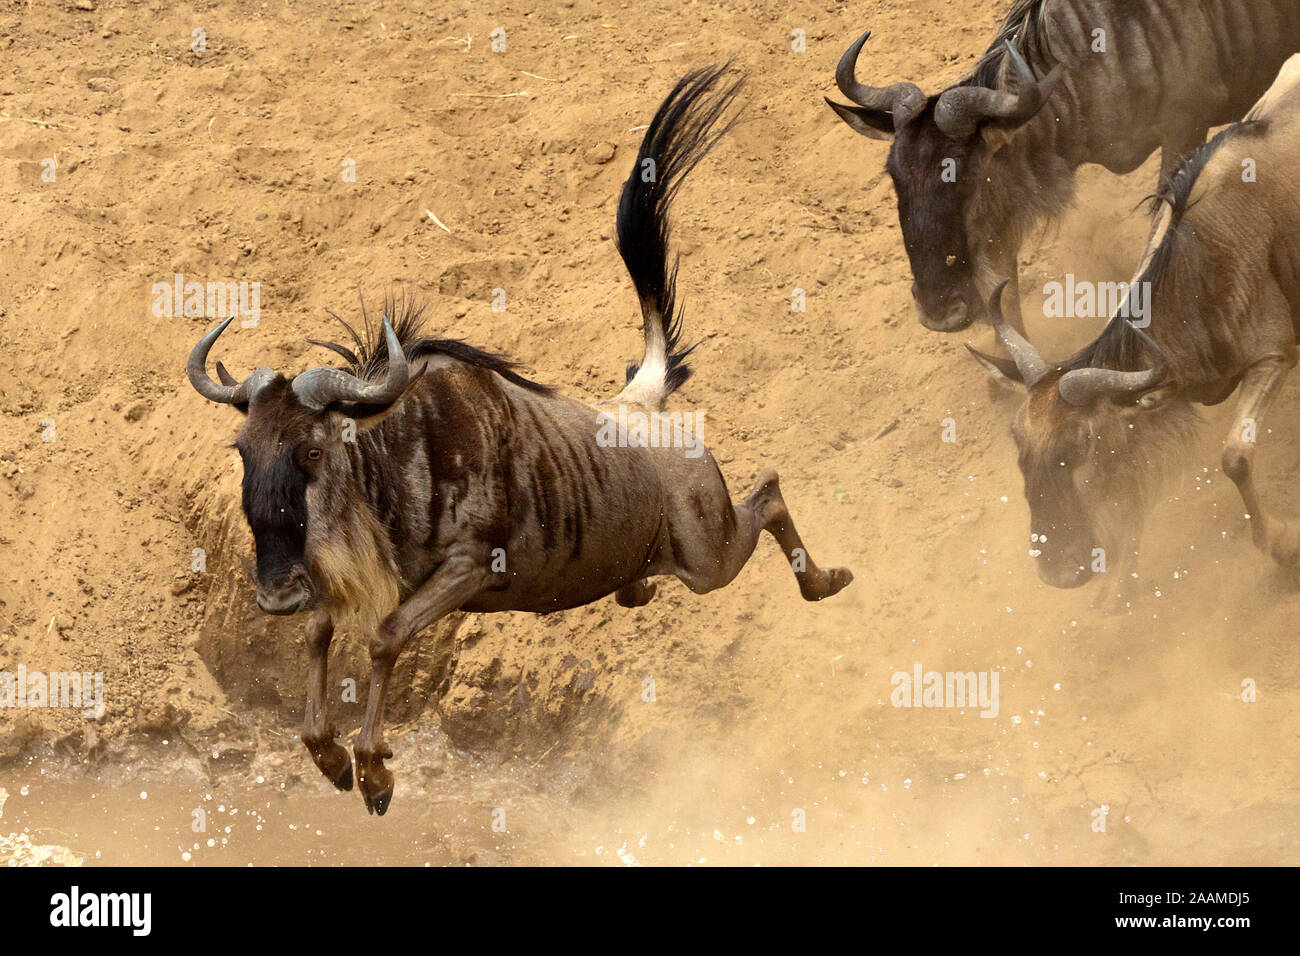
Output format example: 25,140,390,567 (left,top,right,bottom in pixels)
307,448,322,461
